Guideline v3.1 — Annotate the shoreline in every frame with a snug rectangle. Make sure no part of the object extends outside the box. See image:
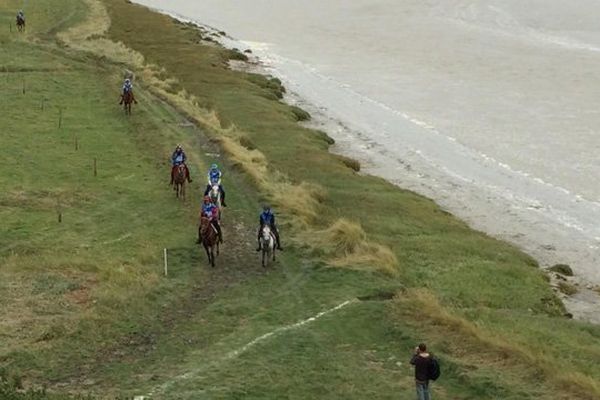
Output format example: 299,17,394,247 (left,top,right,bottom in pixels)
134,4,600,323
